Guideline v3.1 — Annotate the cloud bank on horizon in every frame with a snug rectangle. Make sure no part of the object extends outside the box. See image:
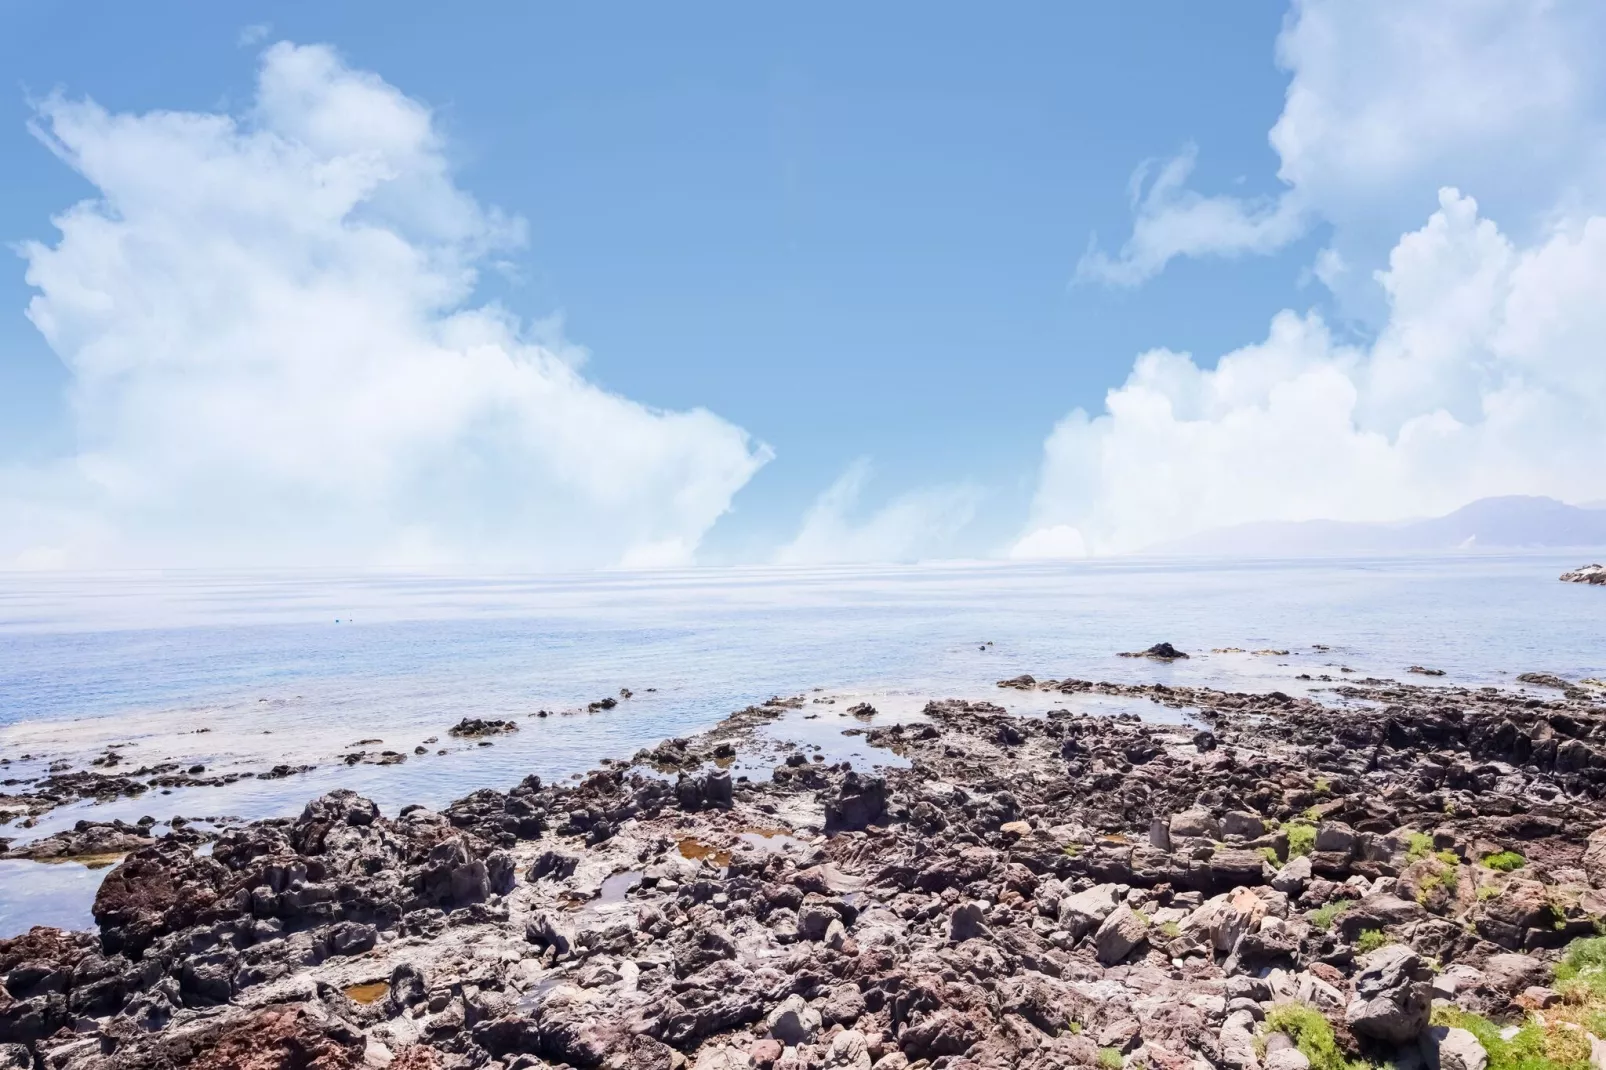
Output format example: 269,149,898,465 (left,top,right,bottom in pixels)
1015,0,1606,558
3,43,770,569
